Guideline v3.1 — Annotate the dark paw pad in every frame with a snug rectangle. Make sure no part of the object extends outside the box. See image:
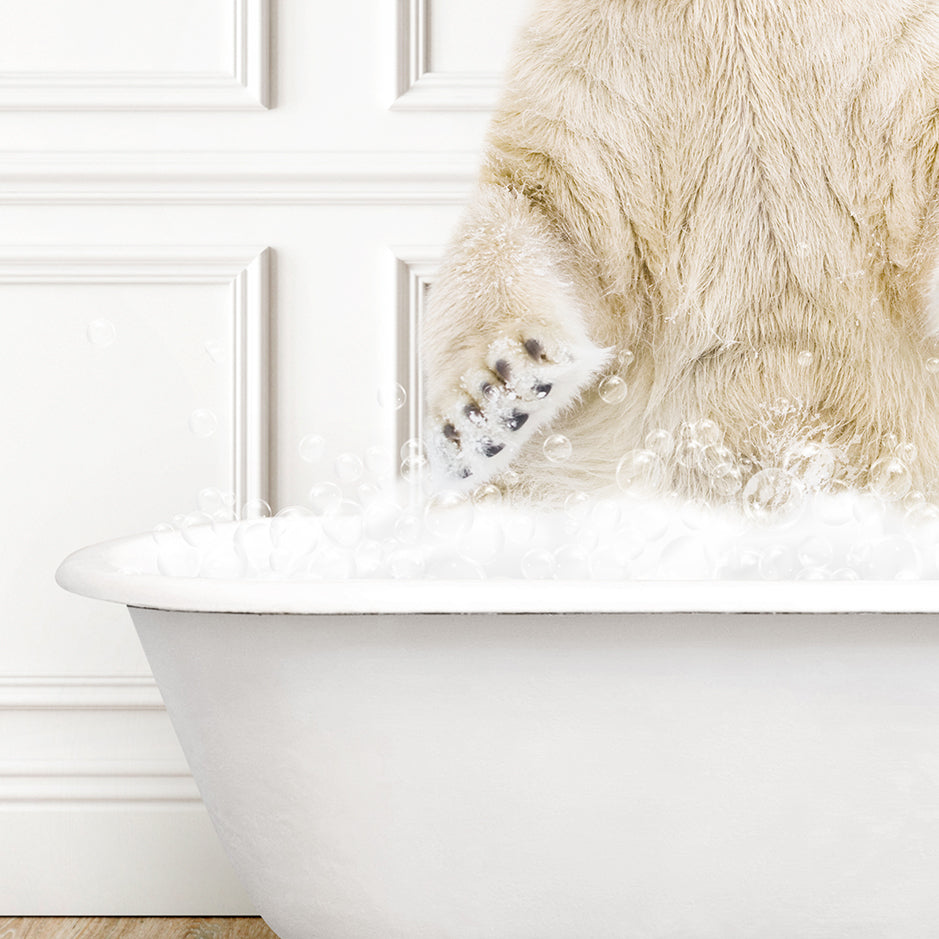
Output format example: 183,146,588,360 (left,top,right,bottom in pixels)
443,422,461,444
494,359,512,382
524,338,546,361
481,440,505,458
504,409,529,431
533,382,552,398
